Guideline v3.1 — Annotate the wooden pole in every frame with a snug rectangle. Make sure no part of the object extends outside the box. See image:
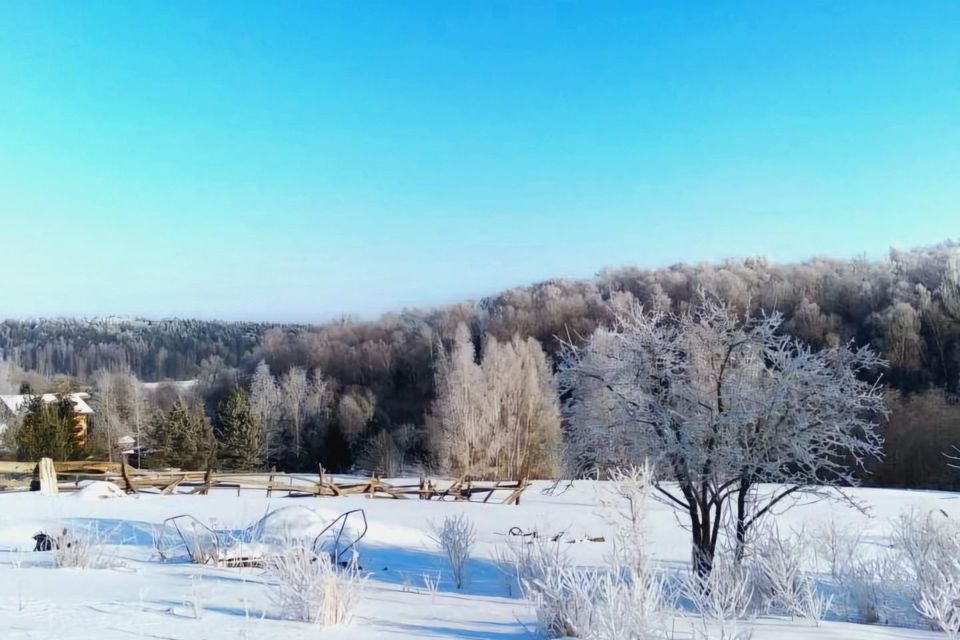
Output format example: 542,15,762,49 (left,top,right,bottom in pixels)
38,458,58,496
120,459,137,494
